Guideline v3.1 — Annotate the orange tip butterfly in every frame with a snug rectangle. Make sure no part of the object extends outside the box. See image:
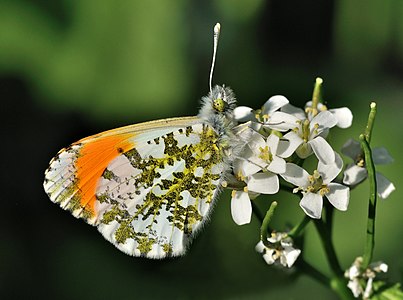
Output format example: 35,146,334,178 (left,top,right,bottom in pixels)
43,23,249,258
